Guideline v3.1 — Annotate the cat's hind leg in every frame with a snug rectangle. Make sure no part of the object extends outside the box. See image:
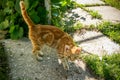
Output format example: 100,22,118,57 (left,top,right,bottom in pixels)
43,32,54,46
32,39,44,61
